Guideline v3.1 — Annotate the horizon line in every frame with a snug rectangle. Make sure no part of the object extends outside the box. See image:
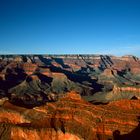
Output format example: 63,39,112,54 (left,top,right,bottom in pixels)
0,54,139,57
